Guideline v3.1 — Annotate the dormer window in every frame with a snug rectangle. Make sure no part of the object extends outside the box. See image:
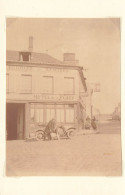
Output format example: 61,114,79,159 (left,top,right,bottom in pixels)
19,52,31,62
